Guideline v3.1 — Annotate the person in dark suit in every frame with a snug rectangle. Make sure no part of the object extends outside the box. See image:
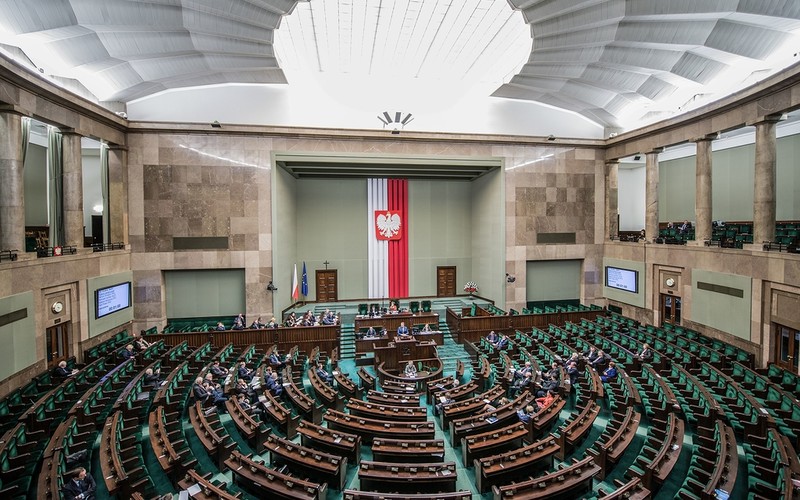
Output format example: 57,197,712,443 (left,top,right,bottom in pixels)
119,344,135,361
508,371,532,398
495,334,509,350
269,349,287,369
193,377,211,404
143,368,162,388
134,332,151,352
590,350,610,369
215,322,226,331
53,360,75,378
486,331,499,344
250,316,264,329
62,467,96,500
397,322,410,337
536,375,560,398
566,361,580,386
265,371,283,397
210,360,228,378
636,343,653,361
316,362,334,385
237,361,254,382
